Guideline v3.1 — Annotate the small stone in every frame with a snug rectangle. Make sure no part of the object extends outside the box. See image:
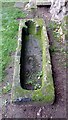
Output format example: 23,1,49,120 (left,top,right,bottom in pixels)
51,116,53,119
38,76,40,79
37,112,40,116
42,106,44,109
46,115,48,118
37,108,42,116
18,97,22,101
5,114,7,117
